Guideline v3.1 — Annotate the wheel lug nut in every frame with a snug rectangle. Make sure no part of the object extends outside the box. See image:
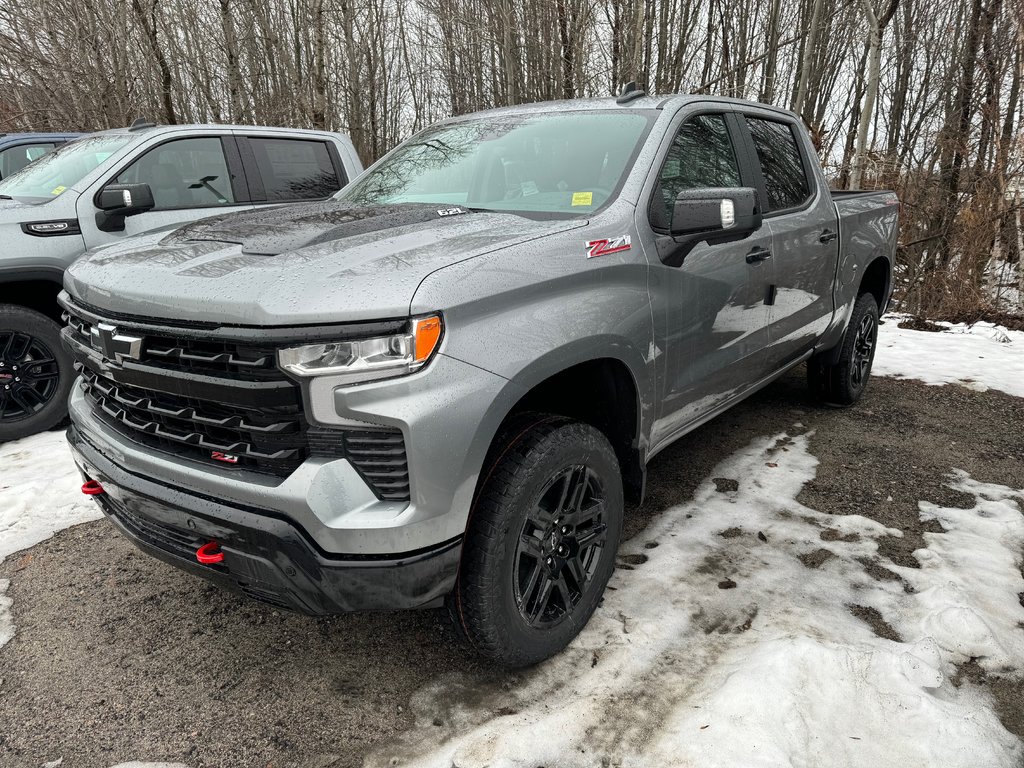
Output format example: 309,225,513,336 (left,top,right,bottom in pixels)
545,557,554,566
560,526,570,535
